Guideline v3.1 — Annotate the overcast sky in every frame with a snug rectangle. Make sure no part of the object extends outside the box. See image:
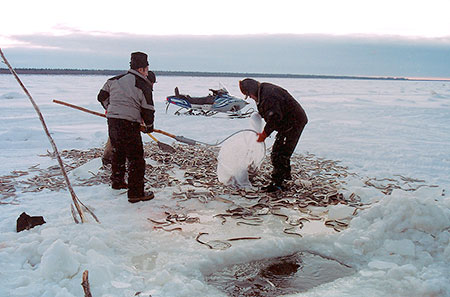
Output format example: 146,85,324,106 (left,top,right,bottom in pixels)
1,0,450,78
